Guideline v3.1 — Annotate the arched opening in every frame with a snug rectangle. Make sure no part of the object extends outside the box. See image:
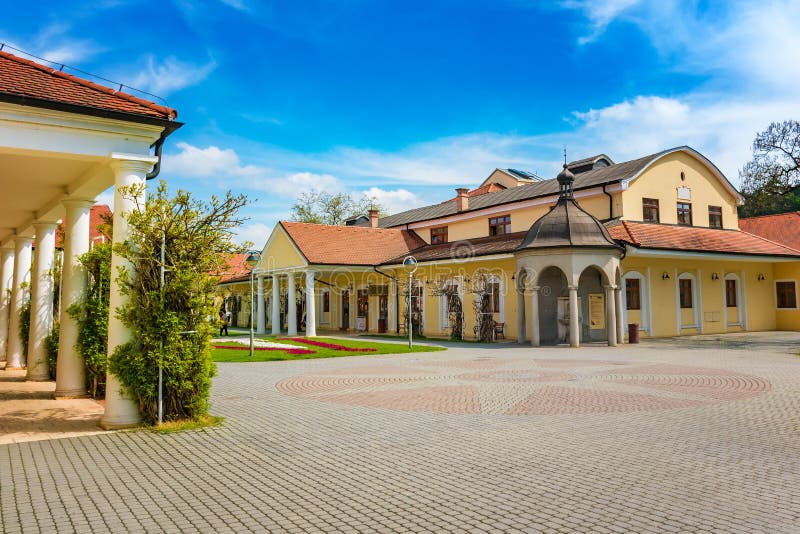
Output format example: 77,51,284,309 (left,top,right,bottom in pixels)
536,266,569,345
723,273,743,329
578,266,608,343
677,272,698,330
622,270,649,334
